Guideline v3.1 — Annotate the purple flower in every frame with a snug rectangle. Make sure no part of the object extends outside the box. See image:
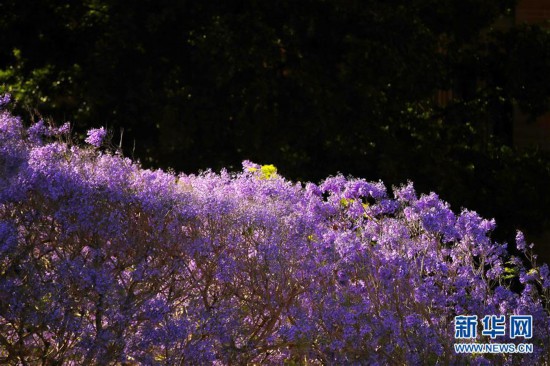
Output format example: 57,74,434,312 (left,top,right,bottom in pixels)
85,127,107,147
56,122,71,135
541,264,550,289
242,159,260,172
516,230,527,251
1,107,549,365
394,181,417,202
28,120,47,144
0,221,17,254
0,93,11,108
